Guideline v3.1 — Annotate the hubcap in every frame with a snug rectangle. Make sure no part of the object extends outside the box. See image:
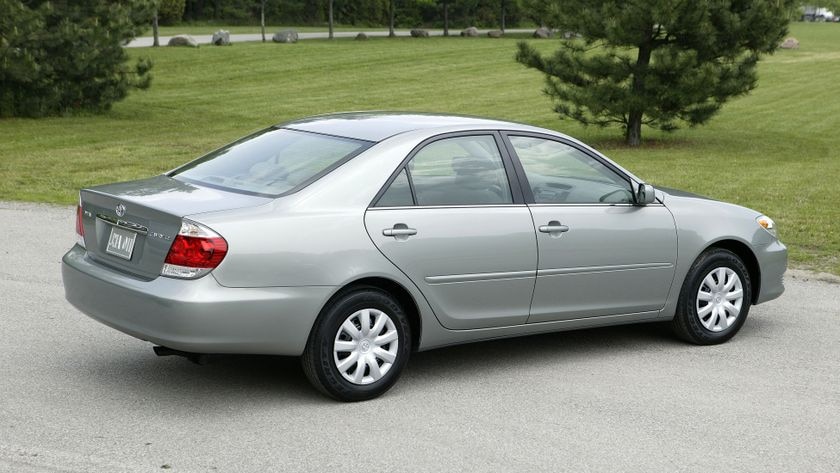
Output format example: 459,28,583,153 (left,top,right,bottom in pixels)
333,308,399,385
696,267,744,332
